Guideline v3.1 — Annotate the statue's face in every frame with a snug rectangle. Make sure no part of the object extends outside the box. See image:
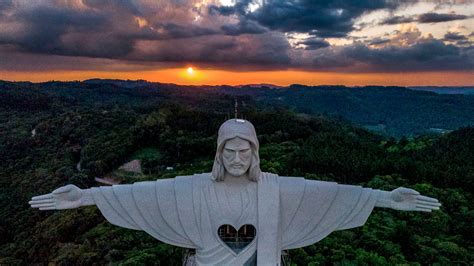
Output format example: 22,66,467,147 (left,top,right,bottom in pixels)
222,137,252,177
